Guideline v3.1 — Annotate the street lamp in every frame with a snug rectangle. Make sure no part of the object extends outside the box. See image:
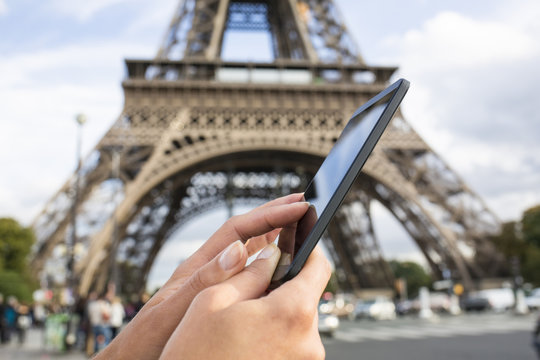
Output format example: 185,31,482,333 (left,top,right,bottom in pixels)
68,113,86,291
65,113,86,348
